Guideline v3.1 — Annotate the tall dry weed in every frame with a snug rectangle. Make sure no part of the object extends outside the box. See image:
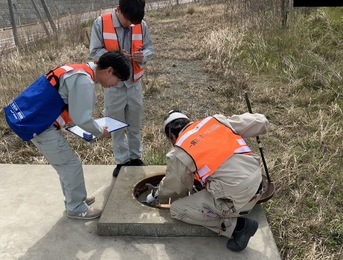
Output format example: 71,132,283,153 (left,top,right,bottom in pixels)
198,1,342,259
